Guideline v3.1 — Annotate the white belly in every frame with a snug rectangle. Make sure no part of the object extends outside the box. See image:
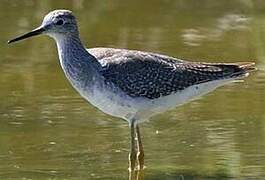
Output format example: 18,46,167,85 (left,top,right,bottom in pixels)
134,78,235,121
77,83,140,121
74,78,235,123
